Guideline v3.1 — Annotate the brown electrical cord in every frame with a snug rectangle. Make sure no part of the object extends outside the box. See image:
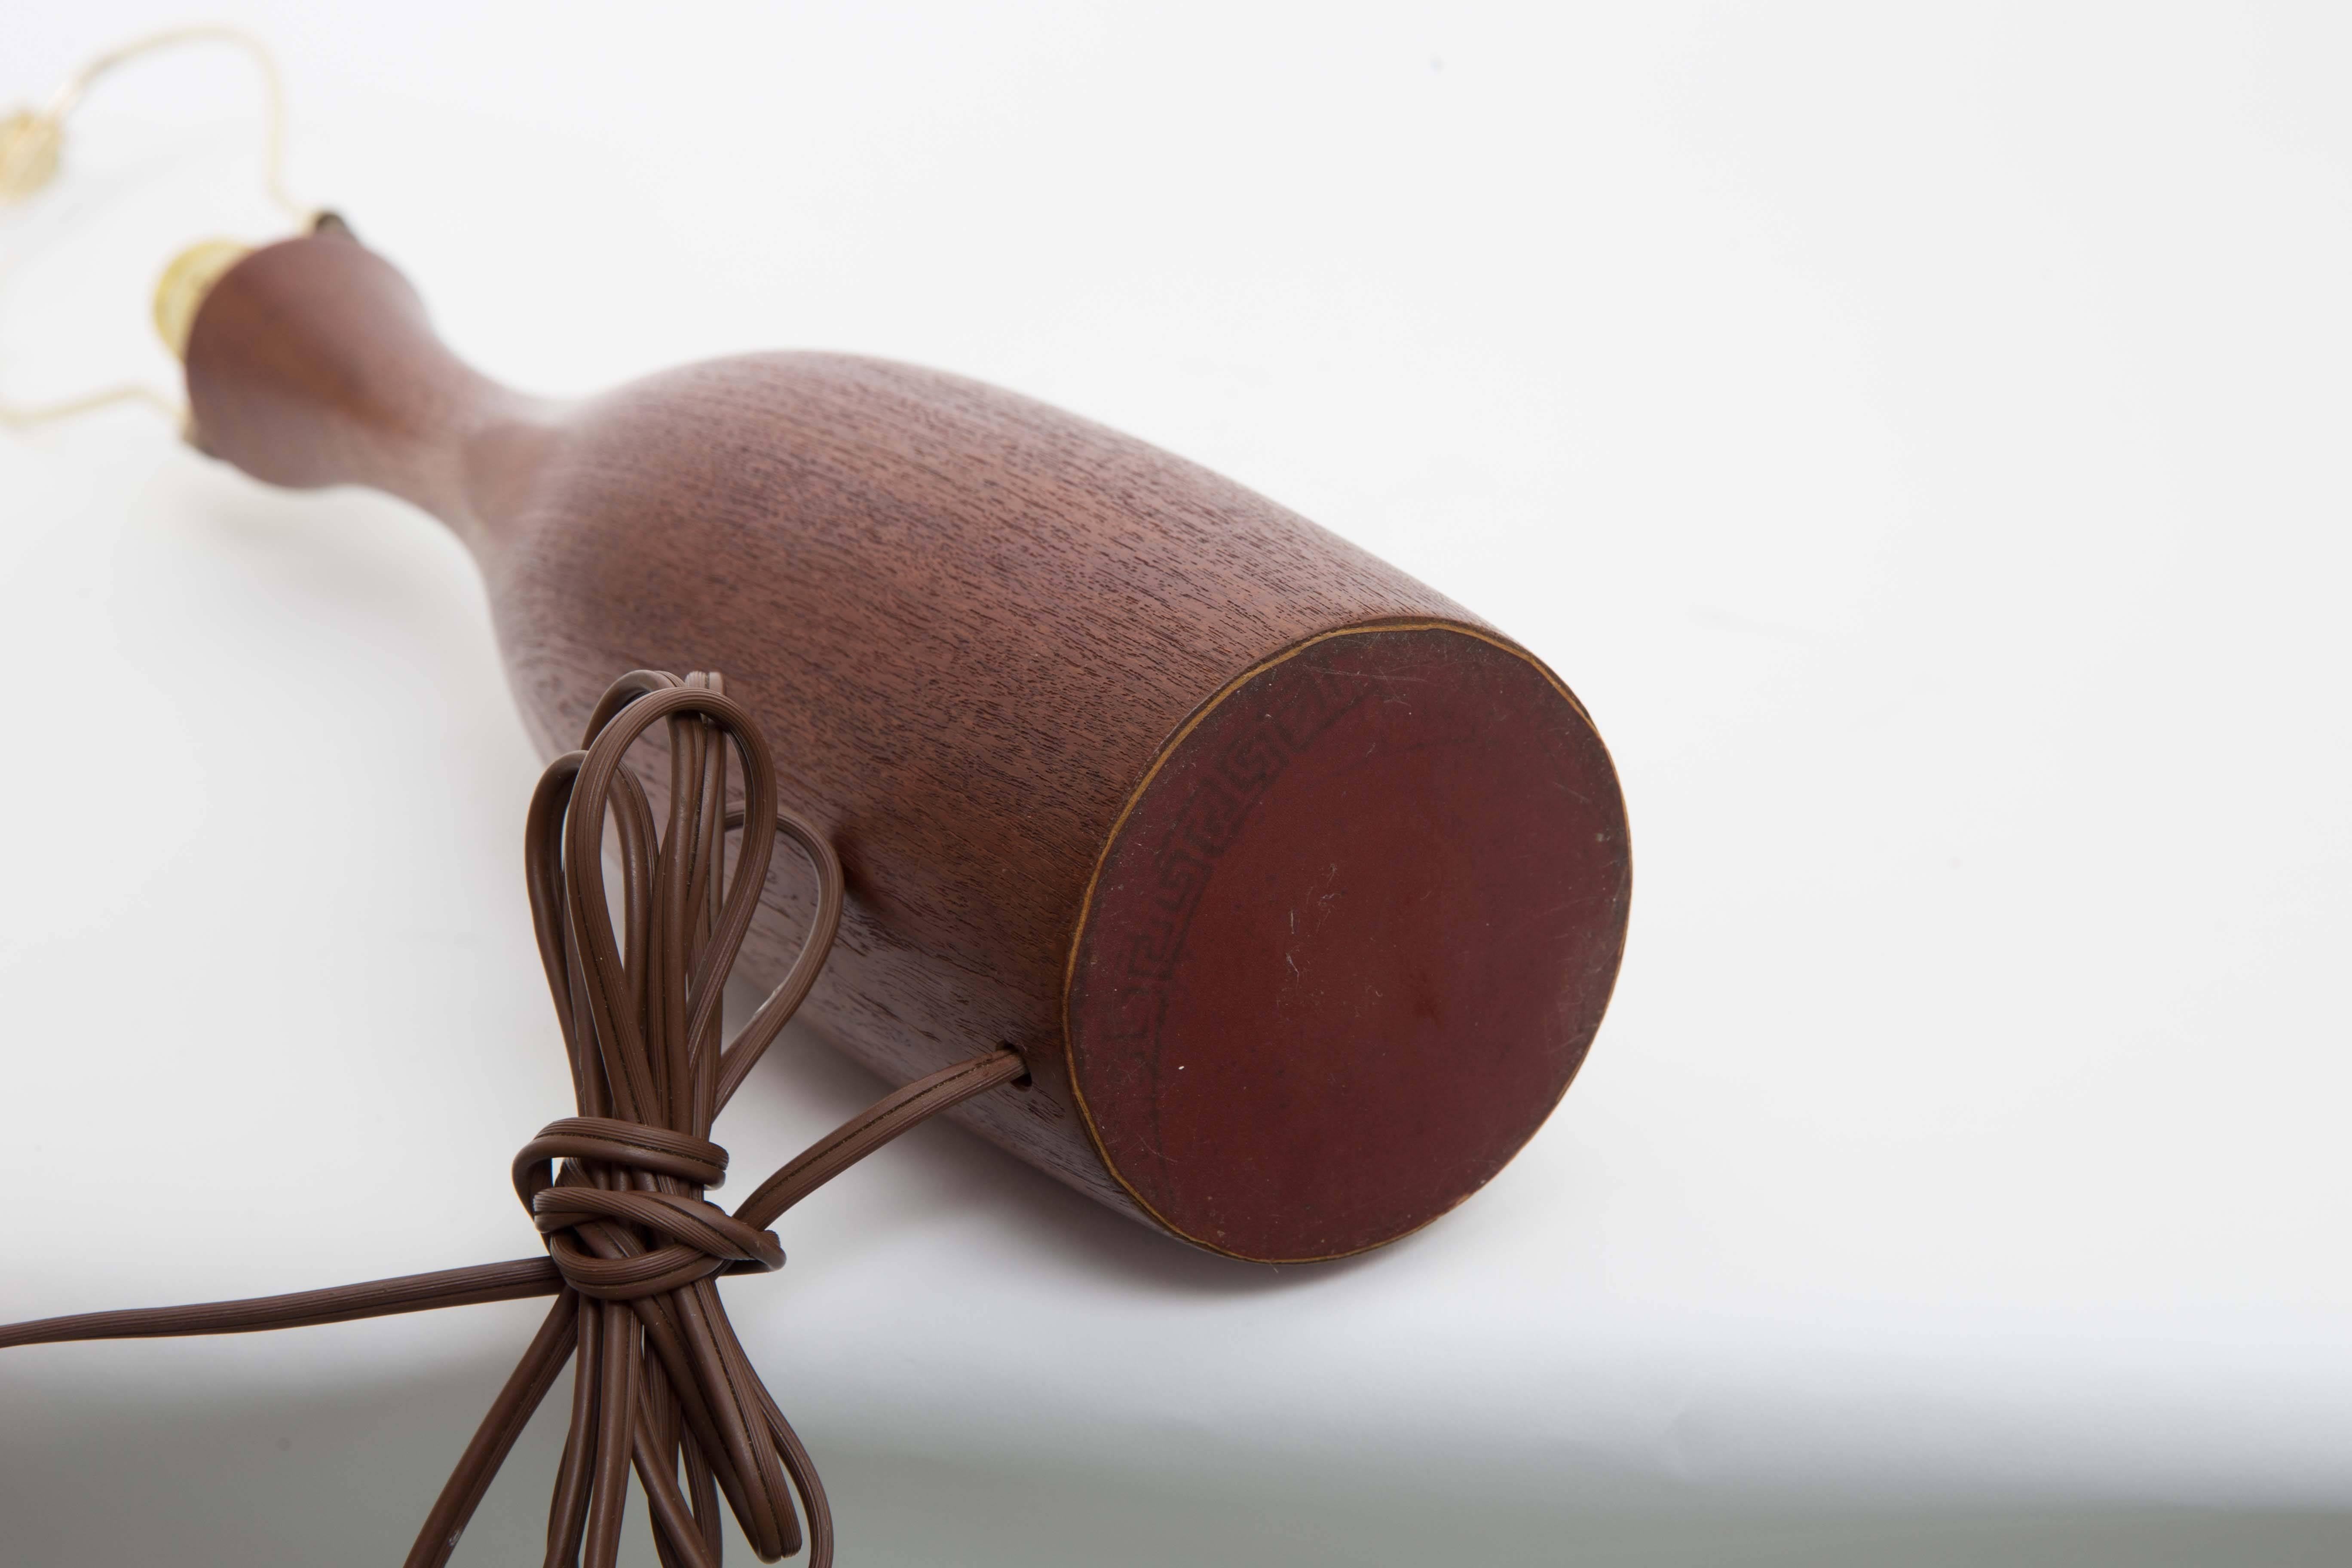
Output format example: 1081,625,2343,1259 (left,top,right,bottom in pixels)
0,668,1027,1568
